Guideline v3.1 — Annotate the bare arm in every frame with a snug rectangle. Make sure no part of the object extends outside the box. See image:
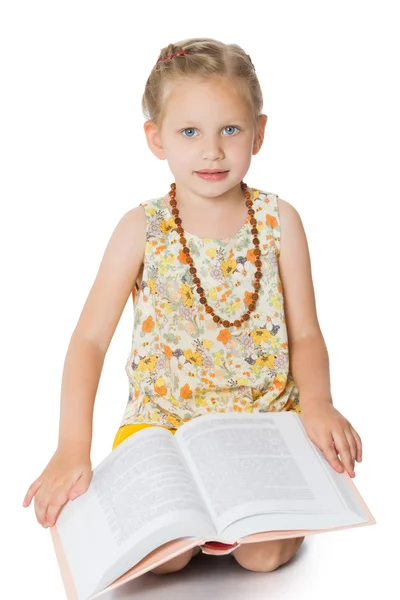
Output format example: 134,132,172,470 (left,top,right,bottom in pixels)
277,198,332,409
57,336,105,451
288,334,332,409
277,198,363,477
57,205,146,451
